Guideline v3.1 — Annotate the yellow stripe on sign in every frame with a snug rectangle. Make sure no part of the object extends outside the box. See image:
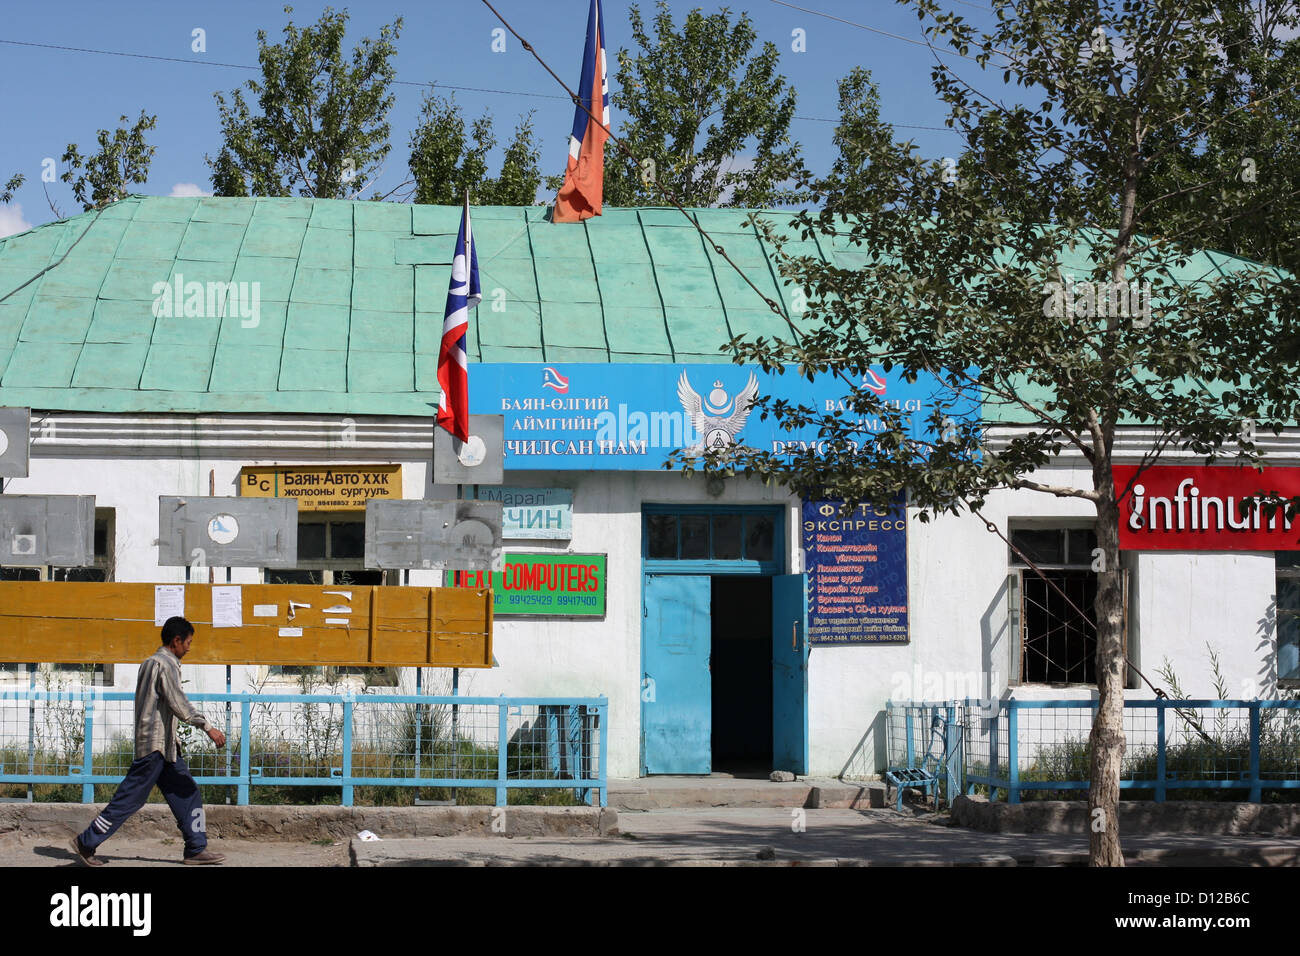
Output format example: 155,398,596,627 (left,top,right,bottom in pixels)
238,464,403,512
